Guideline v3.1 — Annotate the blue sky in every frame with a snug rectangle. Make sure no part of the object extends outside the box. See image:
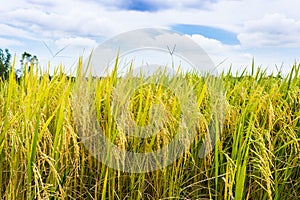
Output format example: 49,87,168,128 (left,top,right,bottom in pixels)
1,0,300,75
171,24,239,45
